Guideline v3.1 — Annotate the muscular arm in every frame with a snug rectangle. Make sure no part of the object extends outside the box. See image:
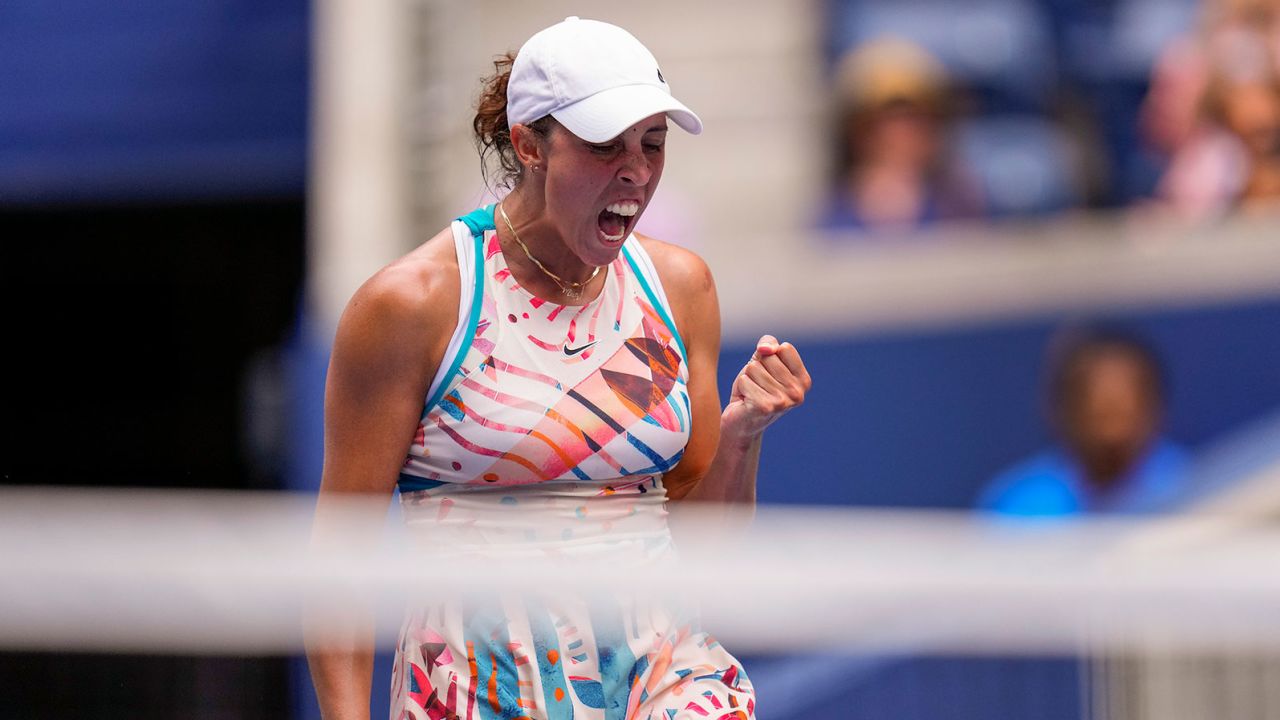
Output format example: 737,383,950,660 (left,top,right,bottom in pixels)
640,237,811,512
304,233,456,719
